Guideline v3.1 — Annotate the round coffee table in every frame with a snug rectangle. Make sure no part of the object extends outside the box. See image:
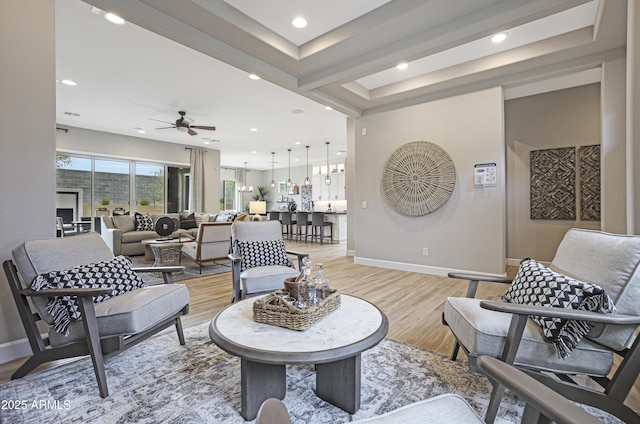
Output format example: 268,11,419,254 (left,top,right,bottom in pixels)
209,294,388,420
